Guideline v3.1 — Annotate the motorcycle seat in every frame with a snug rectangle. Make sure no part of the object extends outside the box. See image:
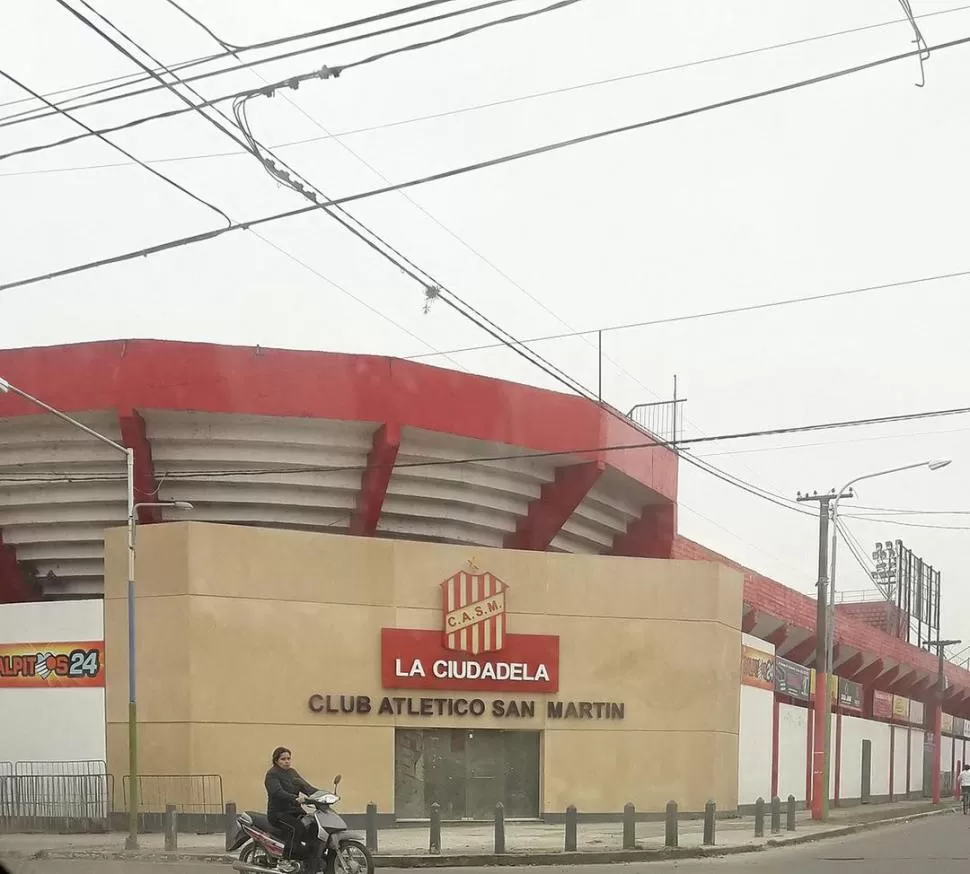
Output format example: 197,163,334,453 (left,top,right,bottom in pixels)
245,811,285,838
